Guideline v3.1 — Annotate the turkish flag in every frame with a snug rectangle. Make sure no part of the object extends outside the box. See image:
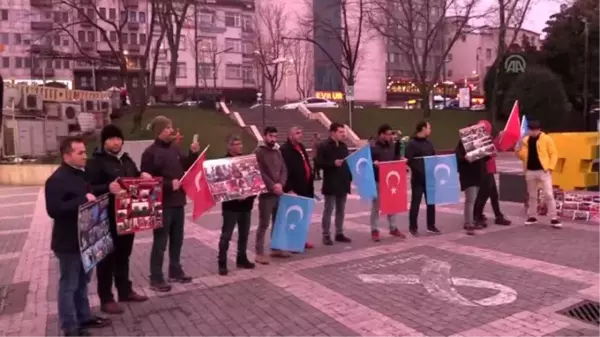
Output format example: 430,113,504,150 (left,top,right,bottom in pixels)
378,160,408,214
180,148,215,219
498,100,521,151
